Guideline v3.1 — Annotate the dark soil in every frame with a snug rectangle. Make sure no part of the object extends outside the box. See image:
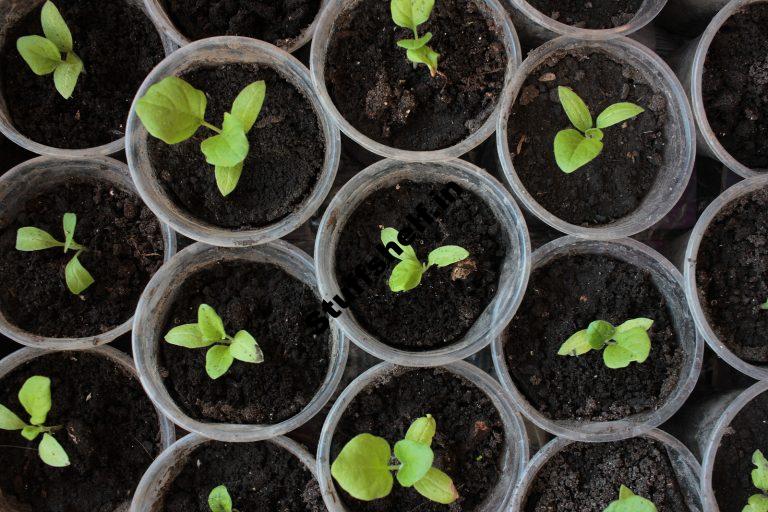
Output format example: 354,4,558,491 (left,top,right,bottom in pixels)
504,254,683,421
163,440,324,511
0,351,164,512
507,50,668,226
325,0,508,151
524,437,692,511
525,0,644,29
0,180,165,338
148,64,325,230
159,260,330,423
703,2,768,169
334,180,506,351
696,189,768,364
0,0,164,149
332,368,507,512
